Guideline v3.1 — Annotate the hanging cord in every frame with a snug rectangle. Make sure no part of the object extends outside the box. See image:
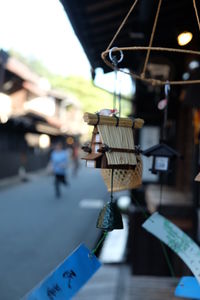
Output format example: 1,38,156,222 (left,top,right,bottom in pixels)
131,193,175,278
162,82,170,141
160,241,176,277
159,174,163,208
102,0,200,86
91,231,108,255
110,168,114,203
118,90,122,117
132,194,150,219
102,46,200,86
117,70,122,118
109,47,124,114
106,0,139,51
193,0,200,33
113,60,118,111
106,0,200,56
141,0,163,78
90,169,114,255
